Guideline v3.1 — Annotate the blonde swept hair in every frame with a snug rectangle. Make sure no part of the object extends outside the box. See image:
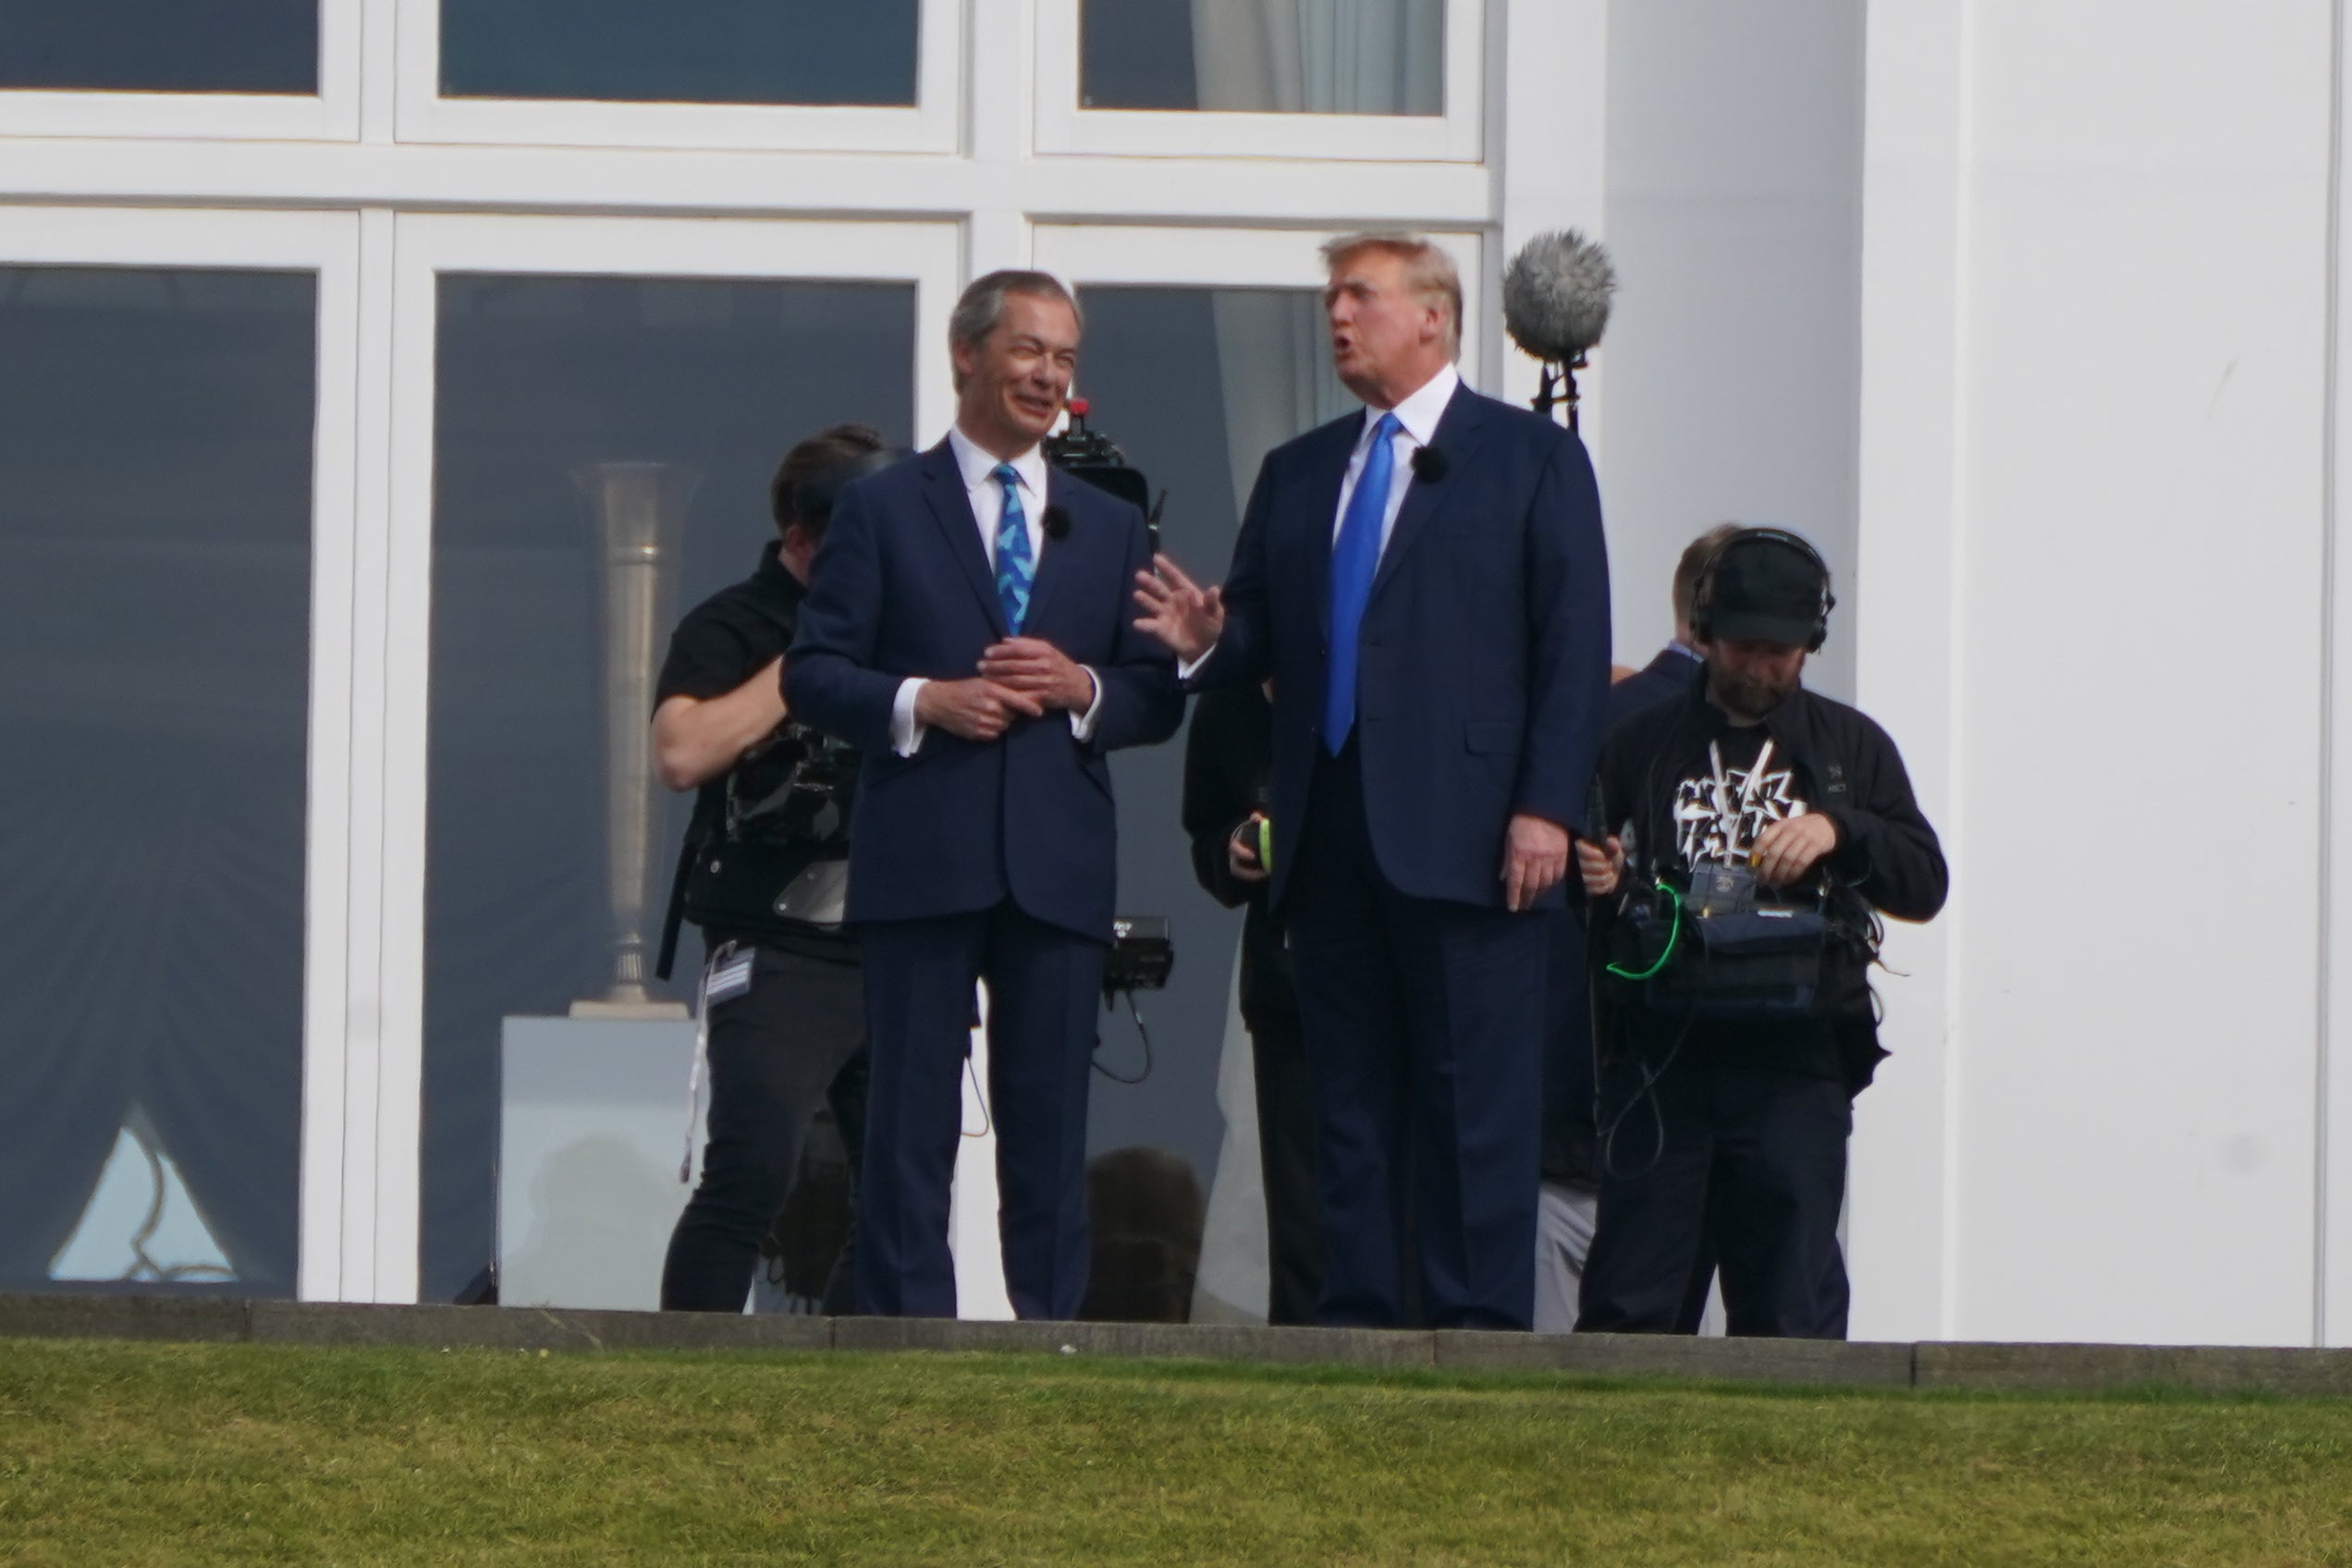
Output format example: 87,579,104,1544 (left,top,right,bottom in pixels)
1319,231,1463,357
